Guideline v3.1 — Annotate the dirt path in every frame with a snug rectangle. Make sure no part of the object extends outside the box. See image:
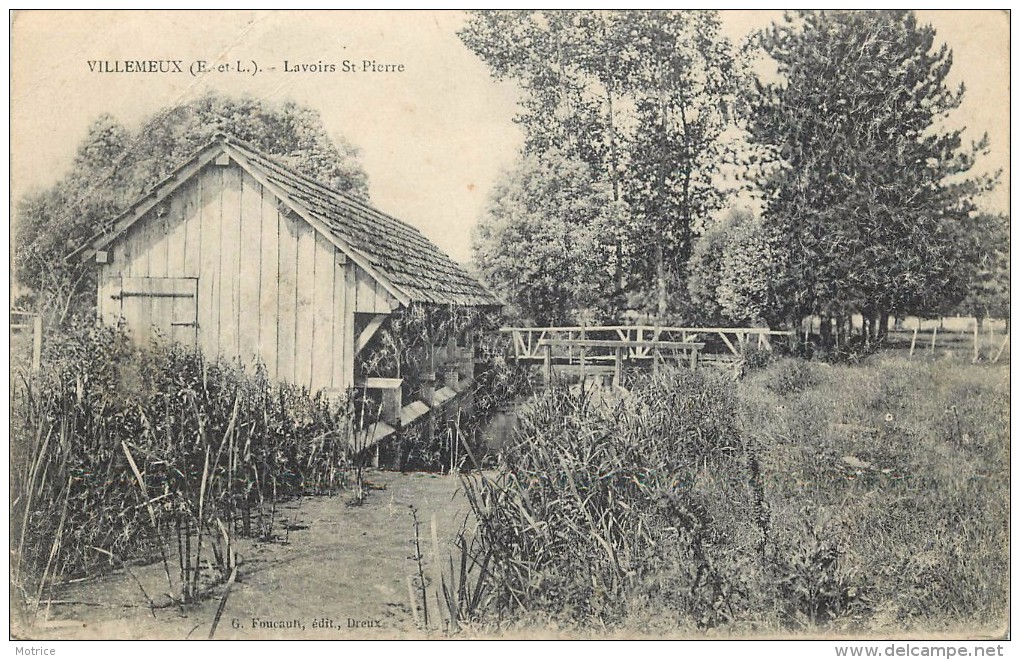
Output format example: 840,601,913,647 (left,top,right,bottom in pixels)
18,471,470,640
